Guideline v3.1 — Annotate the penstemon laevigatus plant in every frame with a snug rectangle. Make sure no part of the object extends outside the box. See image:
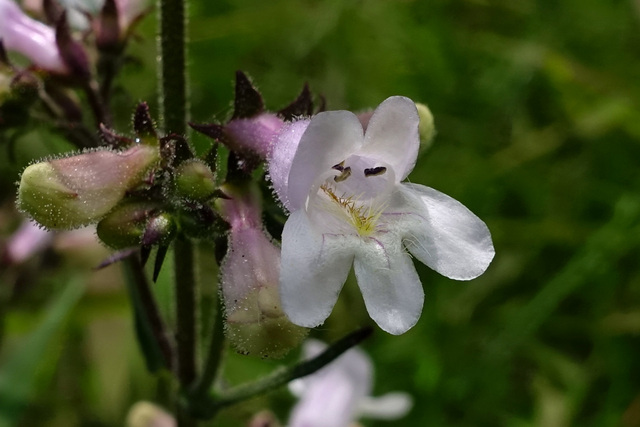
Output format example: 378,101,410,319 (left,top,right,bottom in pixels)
1,0,493,425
